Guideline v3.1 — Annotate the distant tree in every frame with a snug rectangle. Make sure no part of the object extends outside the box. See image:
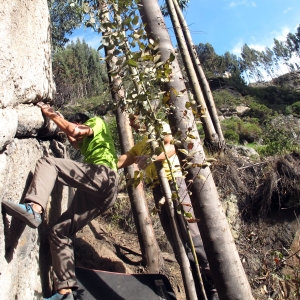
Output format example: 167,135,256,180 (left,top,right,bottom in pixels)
195,43,222,77
47,0,83,49
273,38,292,72
52,39,107,107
